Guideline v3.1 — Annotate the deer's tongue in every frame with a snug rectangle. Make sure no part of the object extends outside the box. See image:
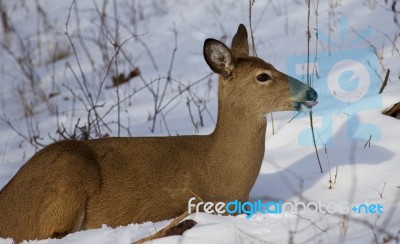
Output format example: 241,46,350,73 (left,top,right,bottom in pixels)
303,100,318,107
